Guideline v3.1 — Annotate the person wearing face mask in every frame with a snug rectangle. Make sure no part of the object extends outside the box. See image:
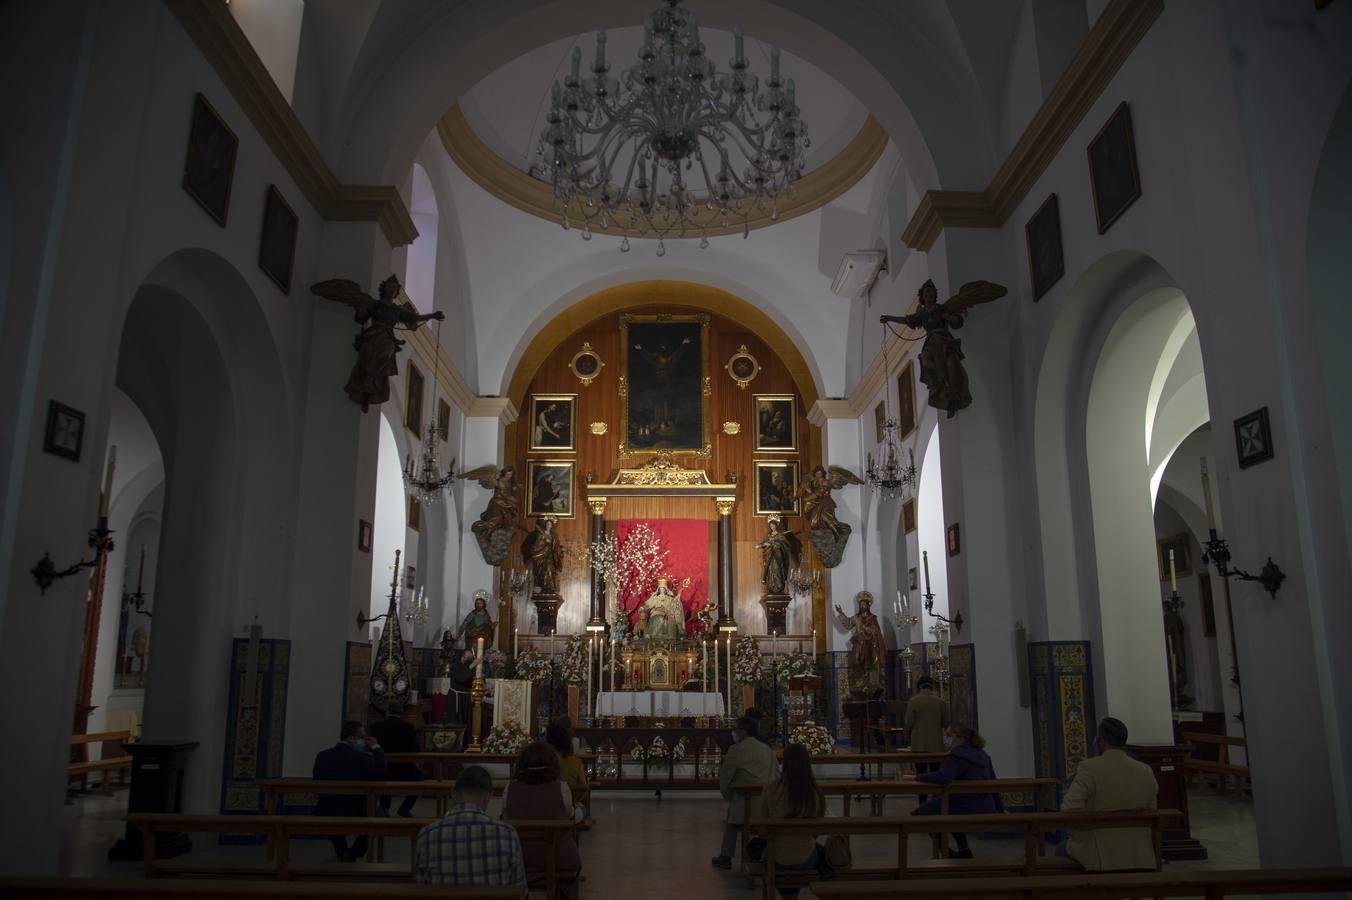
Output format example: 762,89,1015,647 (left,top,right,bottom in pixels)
312,720,388,861
713,716,778,870
912,723,1000,858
